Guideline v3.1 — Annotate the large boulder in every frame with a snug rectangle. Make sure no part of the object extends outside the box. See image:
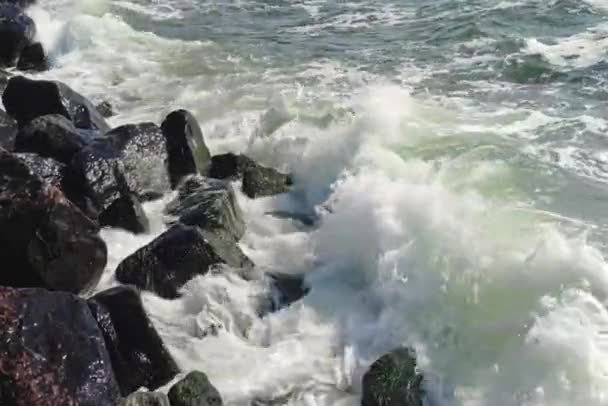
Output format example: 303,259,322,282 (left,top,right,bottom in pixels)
88,286,179,395
119,392,170,406
0,108,17,150
0,286,121,406
161,109,211,189
16,42,47,71
361,348,424,406
0,4,35,67
105,122,171,198
116,224,253,299
14,114,88,164
15,152,65,190
165,175,245,241
168,371,223,406
2,76,110,131
0,149,107,293
208,153,292,198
